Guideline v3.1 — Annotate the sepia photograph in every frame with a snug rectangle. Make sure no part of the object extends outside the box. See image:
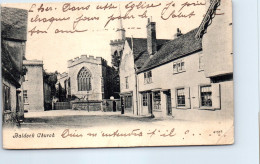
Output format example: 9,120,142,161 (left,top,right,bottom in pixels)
1,0,233,149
